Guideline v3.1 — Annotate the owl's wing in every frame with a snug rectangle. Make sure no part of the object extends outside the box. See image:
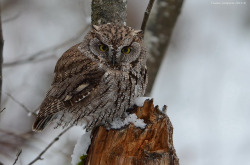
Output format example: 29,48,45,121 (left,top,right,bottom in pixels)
32,44,106,131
